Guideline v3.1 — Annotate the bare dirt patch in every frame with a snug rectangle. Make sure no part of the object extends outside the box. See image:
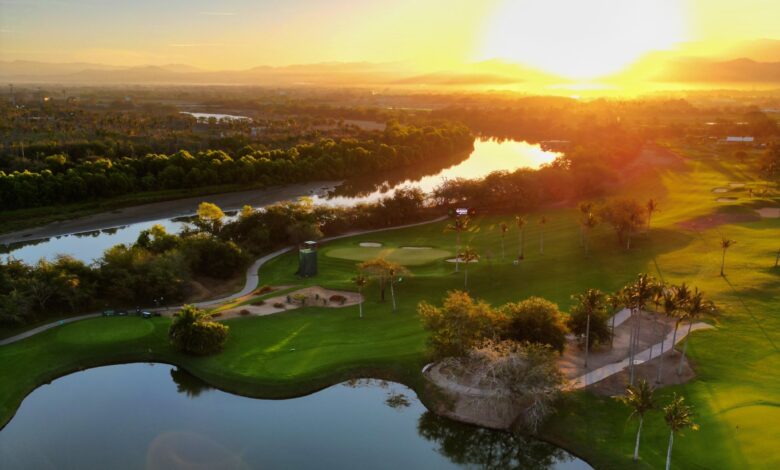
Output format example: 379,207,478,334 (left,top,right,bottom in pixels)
716,197,738,202
756,207,780,218
587,353,696,397
678,212,760,231
219,286,362,320
729,182,746,188
712,187,730,193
